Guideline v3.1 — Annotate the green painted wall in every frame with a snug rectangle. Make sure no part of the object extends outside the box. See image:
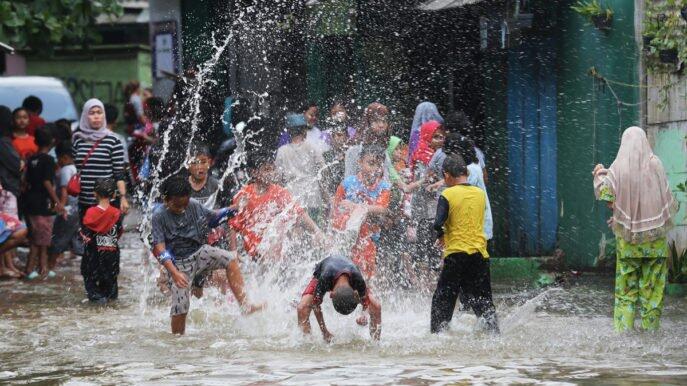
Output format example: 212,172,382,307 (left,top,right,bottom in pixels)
555,0,640,268
26,46,152,109
654,126,687,229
